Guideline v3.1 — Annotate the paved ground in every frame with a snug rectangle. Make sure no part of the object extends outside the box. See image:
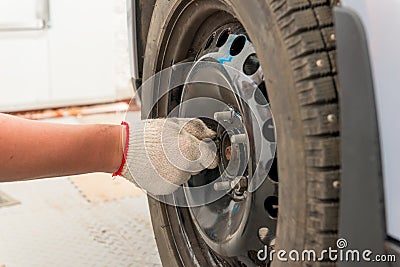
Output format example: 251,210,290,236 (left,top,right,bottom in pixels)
0,112,162,267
